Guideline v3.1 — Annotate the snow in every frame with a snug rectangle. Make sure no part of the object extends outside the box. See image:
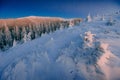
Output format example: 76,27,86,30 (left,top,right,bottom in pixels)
0,12,120,80
97,43,120,80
